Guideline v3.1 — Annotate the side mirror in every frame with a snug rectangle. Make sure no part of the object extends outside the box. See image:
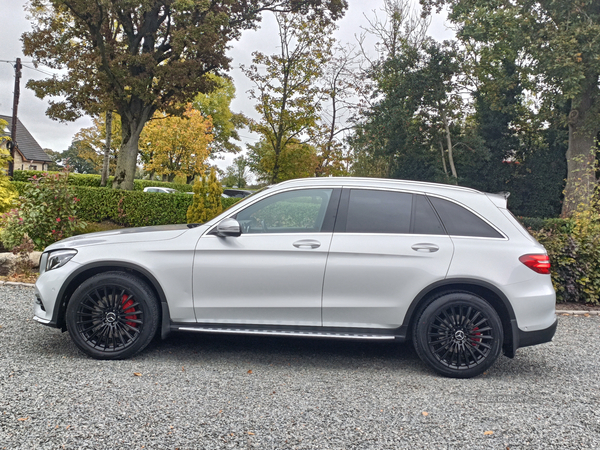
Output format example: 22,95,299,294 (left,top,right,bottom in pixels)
216,218,242,237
